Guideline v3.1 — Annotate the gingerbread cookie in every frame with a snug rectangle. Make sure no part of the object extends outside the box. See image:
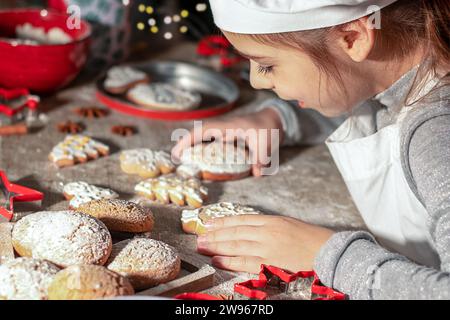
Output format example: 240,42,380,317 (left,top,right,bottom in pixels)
12,211,112,267
120,148,175,179
127,83,201,111
76,199,154,233
104,66,150,95
181,202,261,235
63,181,119,209
135,174,208,208
106,238,181,290
178,141,252,181
0,258,60,300
49,135,110,168
48,265,134,300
